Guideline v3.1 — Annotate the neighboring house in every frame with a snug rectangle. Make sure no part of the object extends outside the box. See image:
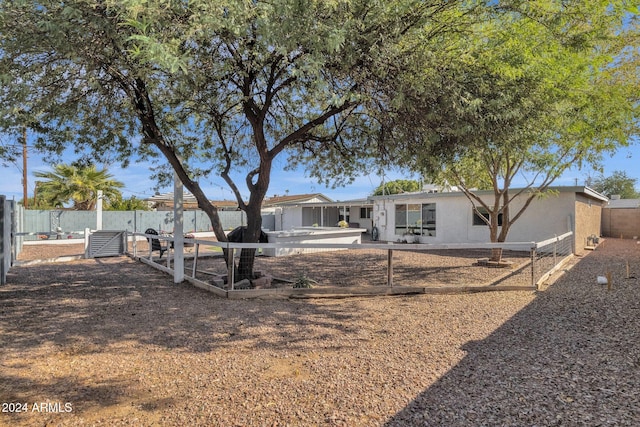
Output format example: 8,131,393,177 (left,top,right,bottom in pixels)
261,193,334,211
369,186,607,254
272,197,375,233
147,191,239,211
601,196,640,238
